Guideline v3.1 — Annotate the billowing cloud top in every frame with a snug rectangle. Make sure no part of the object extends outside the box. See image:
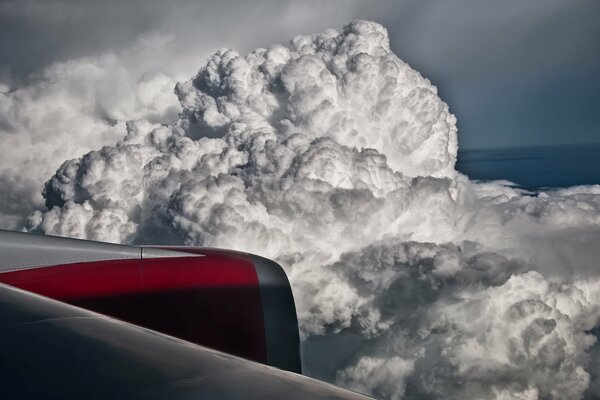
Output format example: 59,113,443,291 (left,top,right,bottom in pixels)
23,21,600,400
